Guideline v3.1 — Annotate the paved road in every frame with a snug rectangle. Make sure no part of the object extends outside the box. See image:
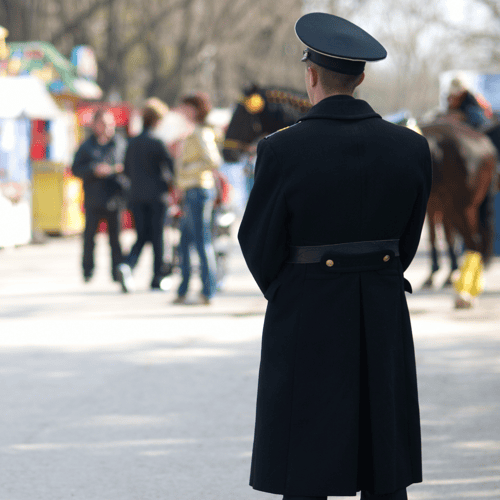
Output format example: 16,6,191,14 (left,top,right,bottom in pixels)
0,229,499,500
